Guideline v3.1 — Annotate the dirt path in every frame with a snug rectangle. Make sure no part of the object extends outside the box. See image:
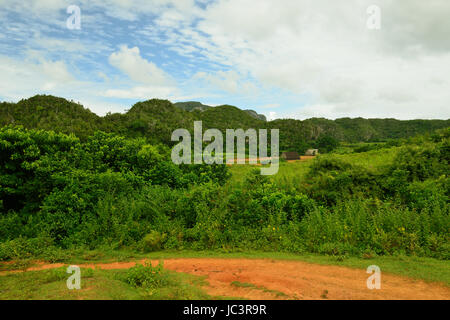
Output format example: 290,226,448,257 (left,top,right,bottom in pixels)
2,258,449,300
